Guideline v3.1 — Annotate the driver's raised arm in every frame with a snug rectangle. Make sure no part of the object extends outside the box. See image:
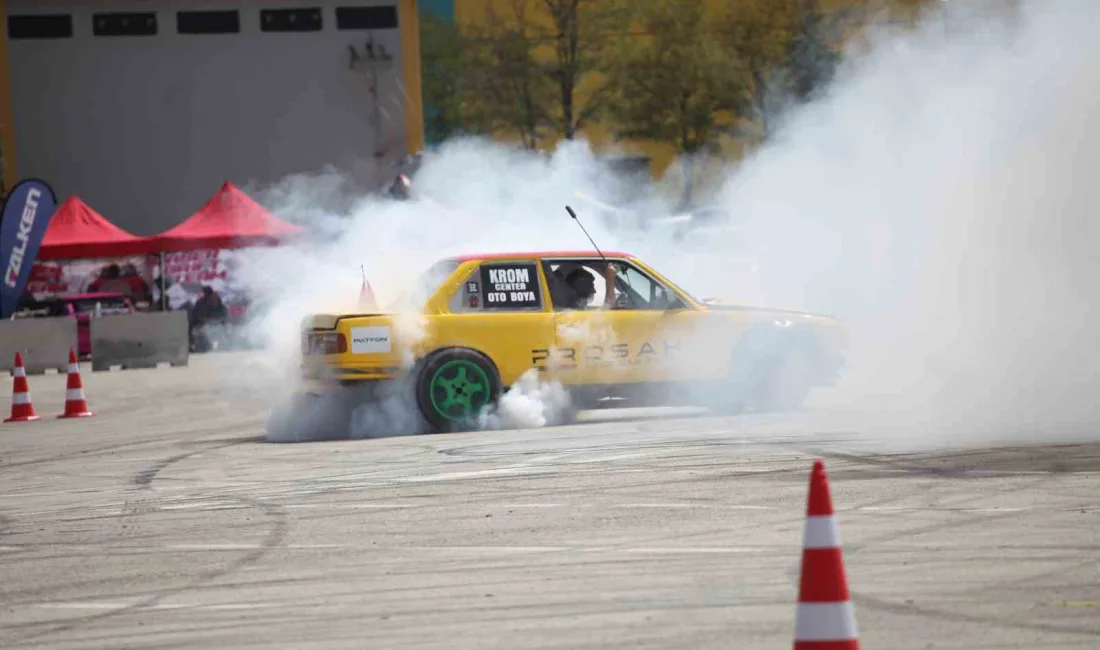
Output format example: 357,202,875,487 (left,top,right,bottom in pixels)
602,263,616,308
